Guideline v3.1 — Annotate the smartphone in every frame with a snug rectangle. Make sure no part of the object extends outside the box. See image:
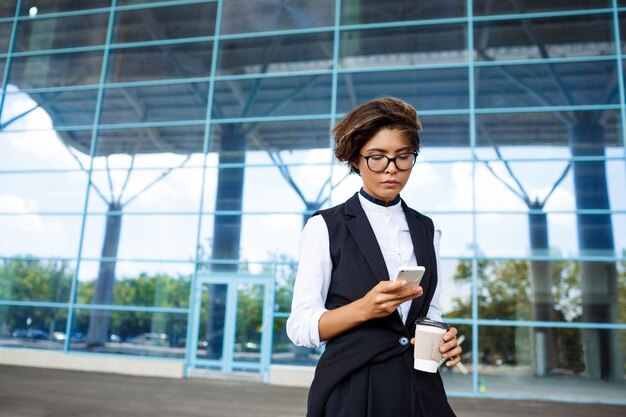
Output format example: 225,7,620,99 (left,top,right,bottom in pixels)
396,266,425,287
